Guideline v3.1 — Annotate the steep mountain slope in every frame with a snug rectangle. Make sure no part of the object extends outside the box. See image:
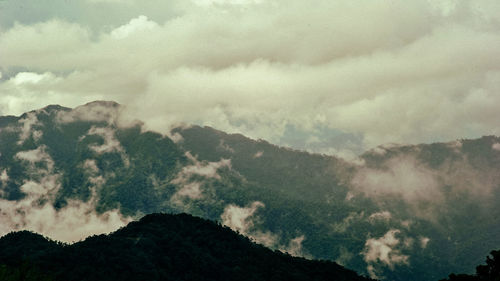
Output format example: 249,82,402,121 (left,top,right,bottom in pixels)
0,101,499,280
0,213,374,281
174,124,500,280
